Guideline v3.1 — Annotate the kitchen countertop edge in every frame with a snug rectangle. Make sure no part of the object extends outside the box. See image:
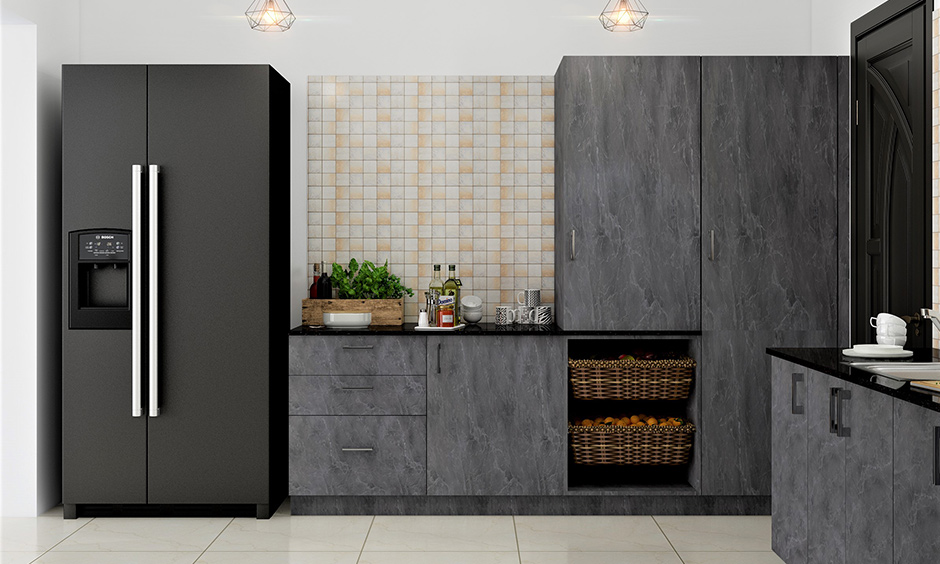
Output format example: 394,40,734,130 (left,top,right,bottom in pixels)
289,324,703,337
767,347,940,413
